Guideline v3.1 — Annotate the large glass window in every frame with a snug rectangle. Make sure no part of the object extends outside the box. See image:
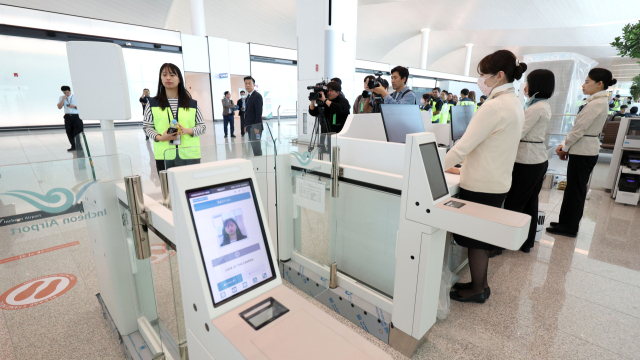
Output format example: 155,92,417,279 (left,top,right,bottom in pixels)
250,61,298,118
